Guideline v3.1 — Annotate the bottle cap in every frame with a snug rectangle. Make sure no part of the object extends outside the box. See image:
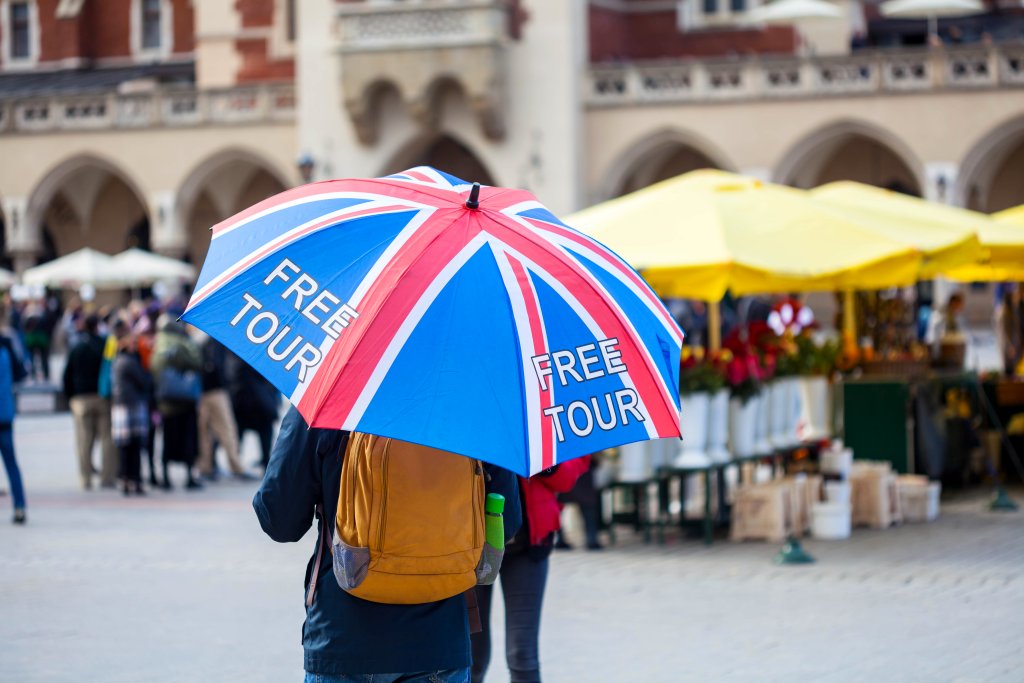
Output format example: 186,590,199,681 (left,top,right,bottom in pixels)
485,493,505,514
